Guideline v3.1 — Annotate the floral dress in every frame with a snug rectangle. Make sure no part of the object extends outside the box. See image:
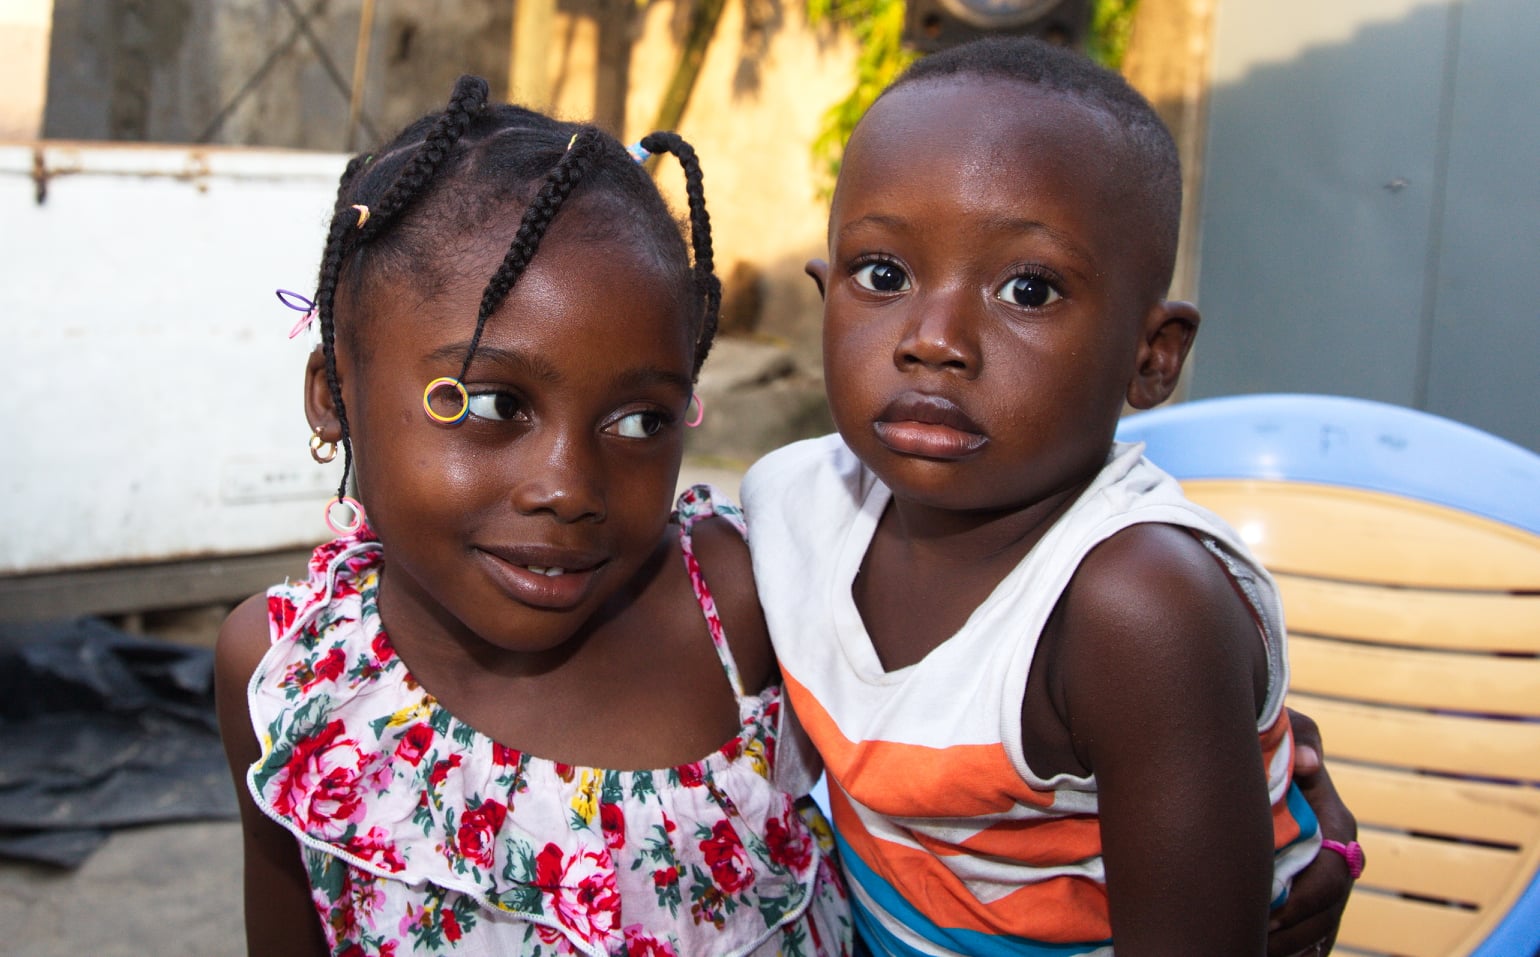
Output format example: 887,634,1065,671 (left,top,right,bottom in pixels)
245,486,851,957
